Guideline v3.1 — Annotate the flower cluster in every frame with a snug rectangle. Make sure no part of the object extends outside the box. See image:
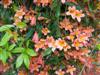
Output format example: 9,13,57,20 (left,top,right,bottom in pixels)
14,6,36,30
30,16,94,74
70,27,94,50
33,35,71,52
